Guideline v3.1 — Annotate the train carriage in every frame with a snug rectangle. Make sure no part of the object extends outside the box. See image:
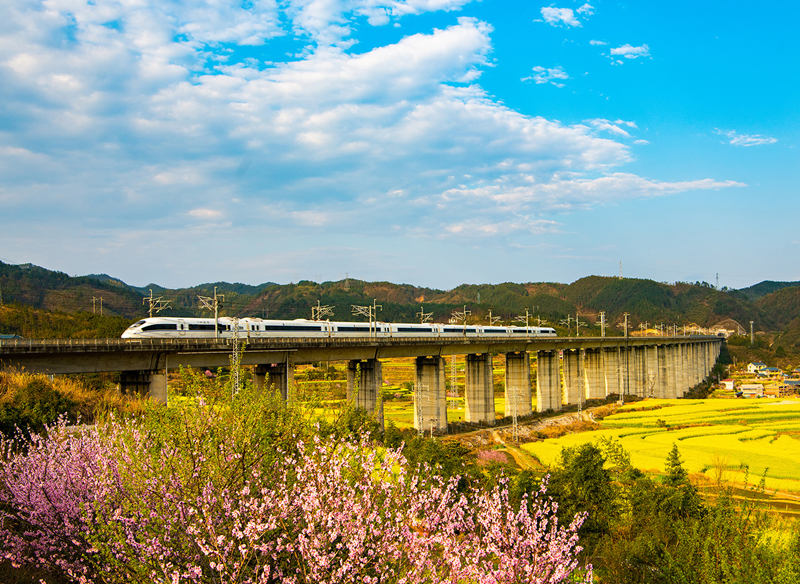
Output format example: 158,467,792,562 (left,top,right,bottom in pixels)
121,317,557,339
